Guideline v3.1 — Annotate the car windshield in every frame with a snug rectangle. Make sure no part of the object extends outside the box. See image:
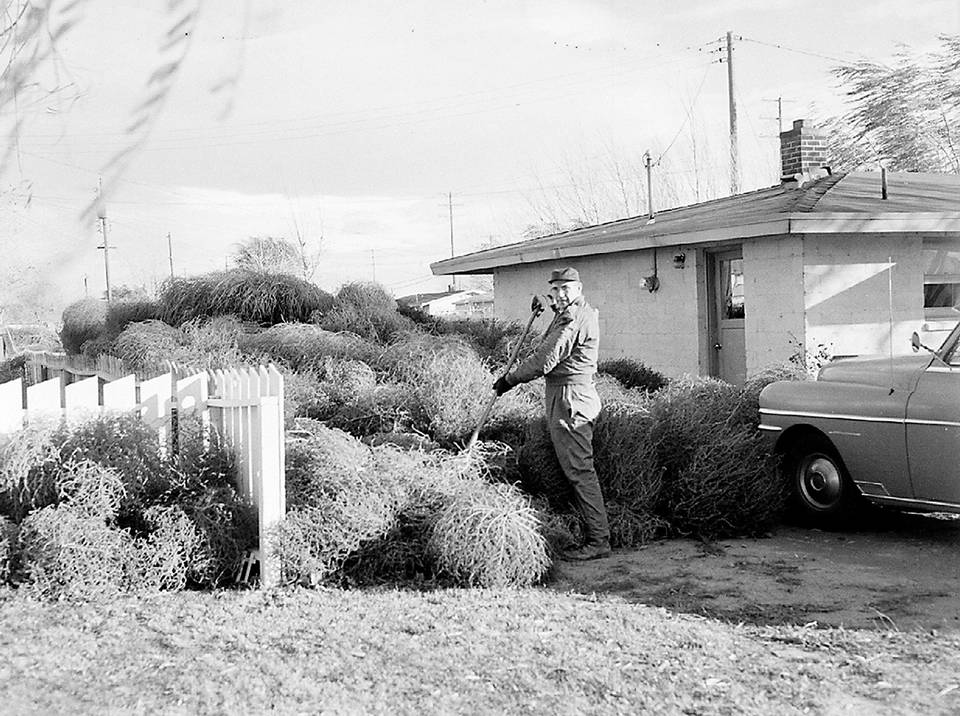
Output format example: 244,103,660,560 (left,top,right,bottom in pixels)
938,318,960,364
